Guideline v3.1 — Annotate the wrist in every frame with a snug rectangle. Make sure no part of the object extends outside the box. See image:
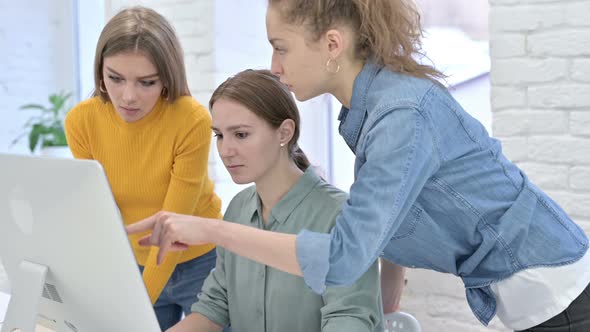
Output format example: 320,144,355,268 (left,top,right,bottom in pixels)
204,217,226,247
